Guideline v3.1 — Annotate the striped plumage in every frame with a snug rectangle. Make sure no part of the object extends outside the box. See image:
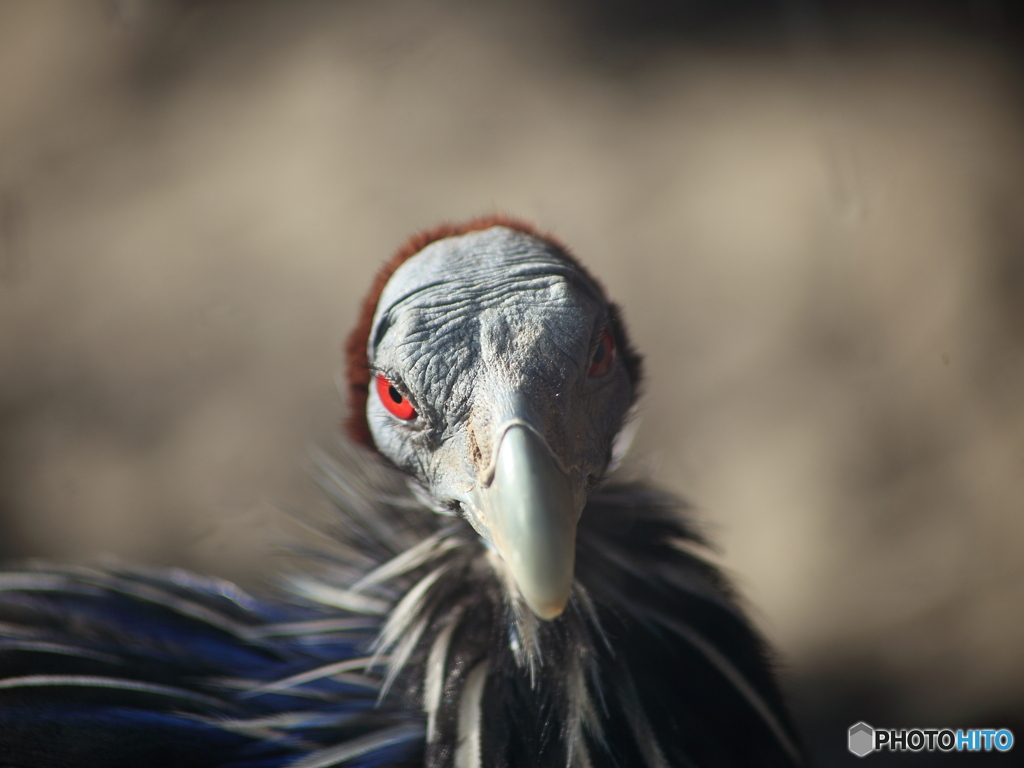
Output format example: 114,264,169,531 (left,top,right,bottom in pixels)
0,218,805,768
